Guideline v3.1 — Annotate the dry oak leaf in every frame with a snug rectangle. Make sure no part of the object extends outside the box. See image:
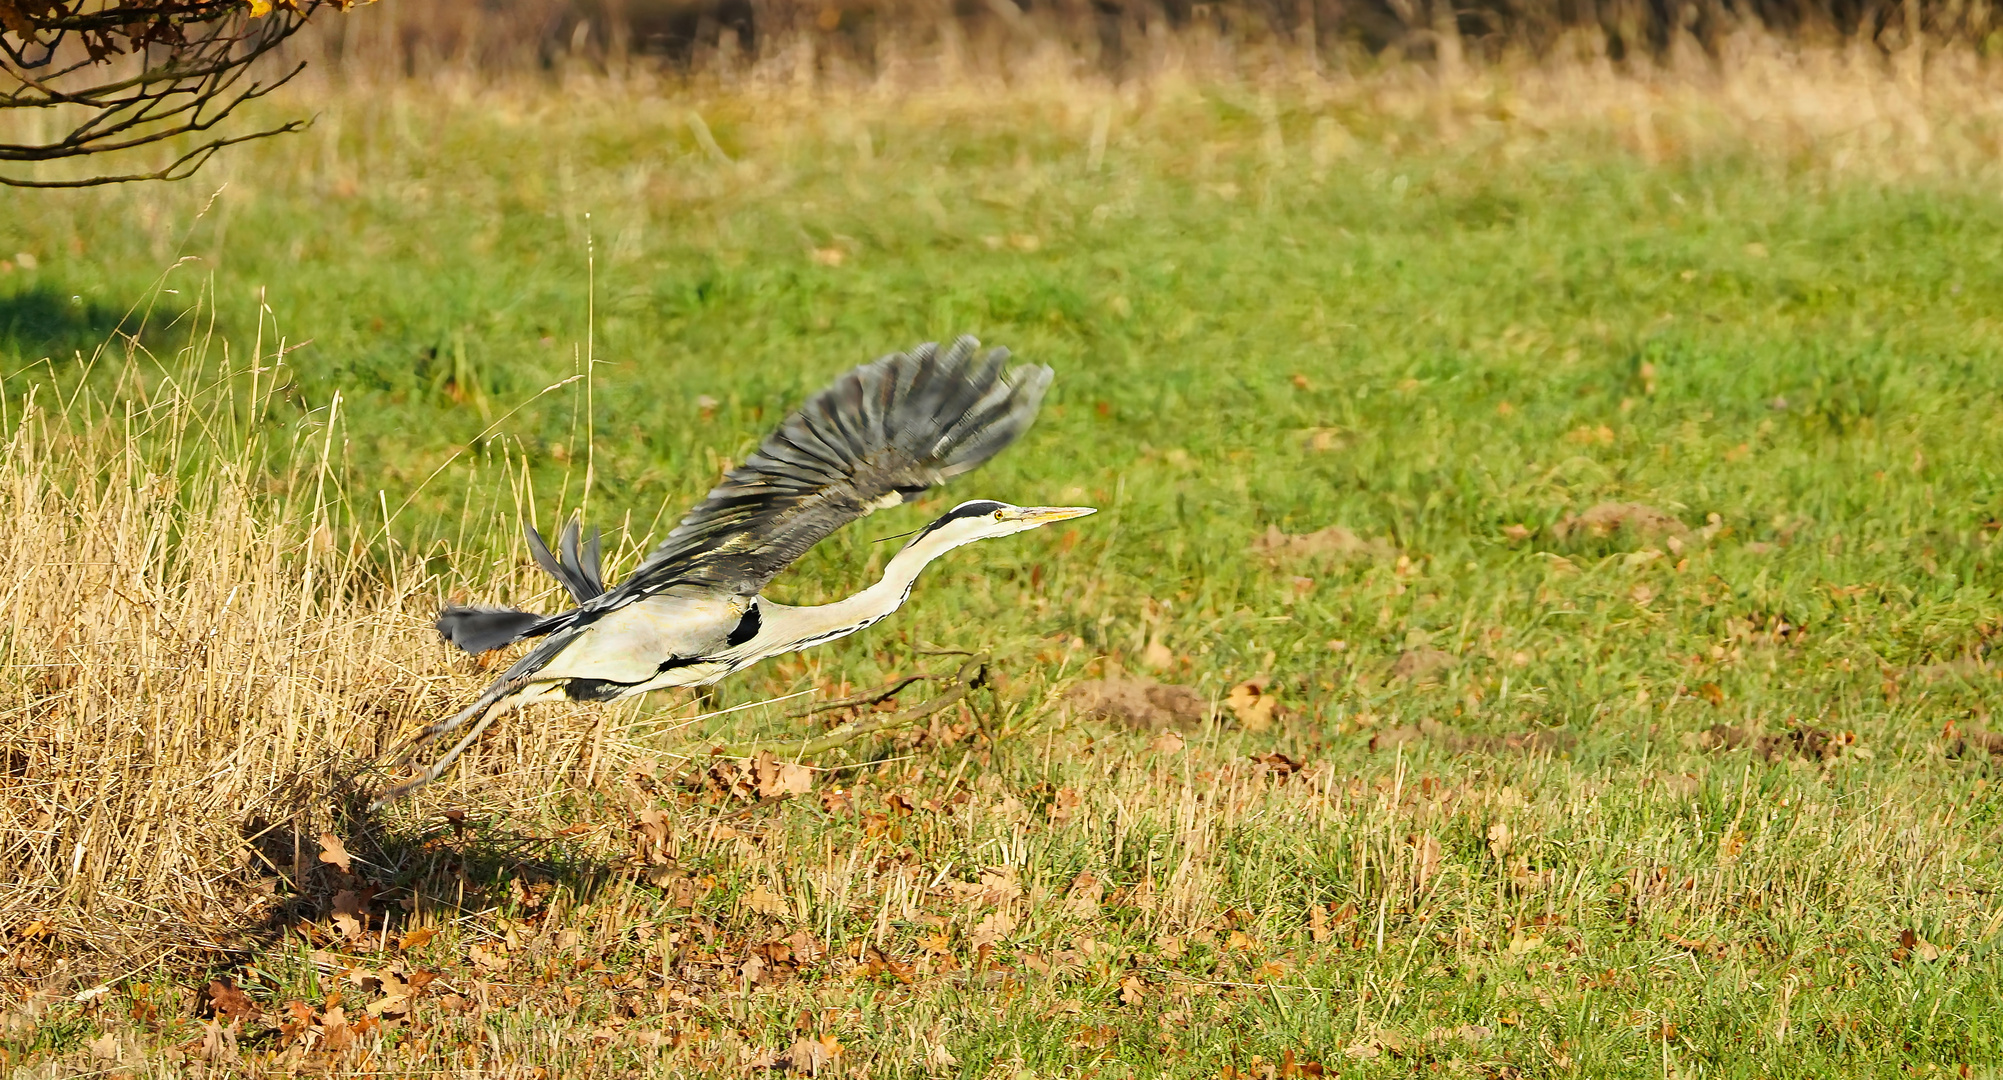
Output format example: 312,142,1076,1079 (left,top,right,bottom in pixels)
466,943,510,974
1226,678,1281,732
752,751,814,798
969,909,1018,950
205,979,258,1023
1118,973,1147,1006
87,1032,123,1064
330,890,367,943
317,832,353,875
742,884,790,918
397,926,437,951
